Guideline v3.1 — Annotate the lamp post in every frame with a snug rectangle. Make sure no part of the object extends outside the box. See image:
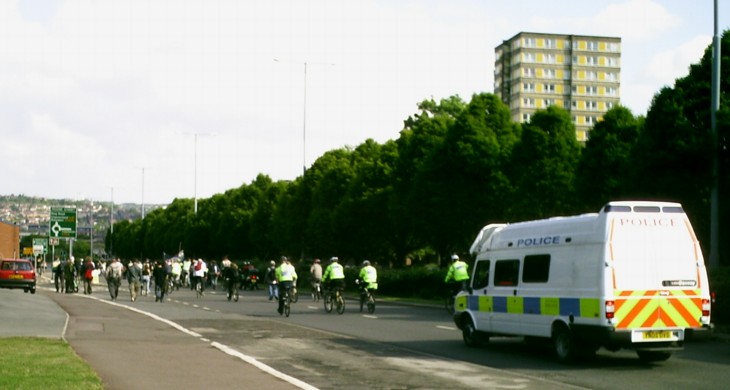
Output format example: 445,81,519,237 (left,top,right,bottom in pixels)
184,132,216,214
274,59,333,175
